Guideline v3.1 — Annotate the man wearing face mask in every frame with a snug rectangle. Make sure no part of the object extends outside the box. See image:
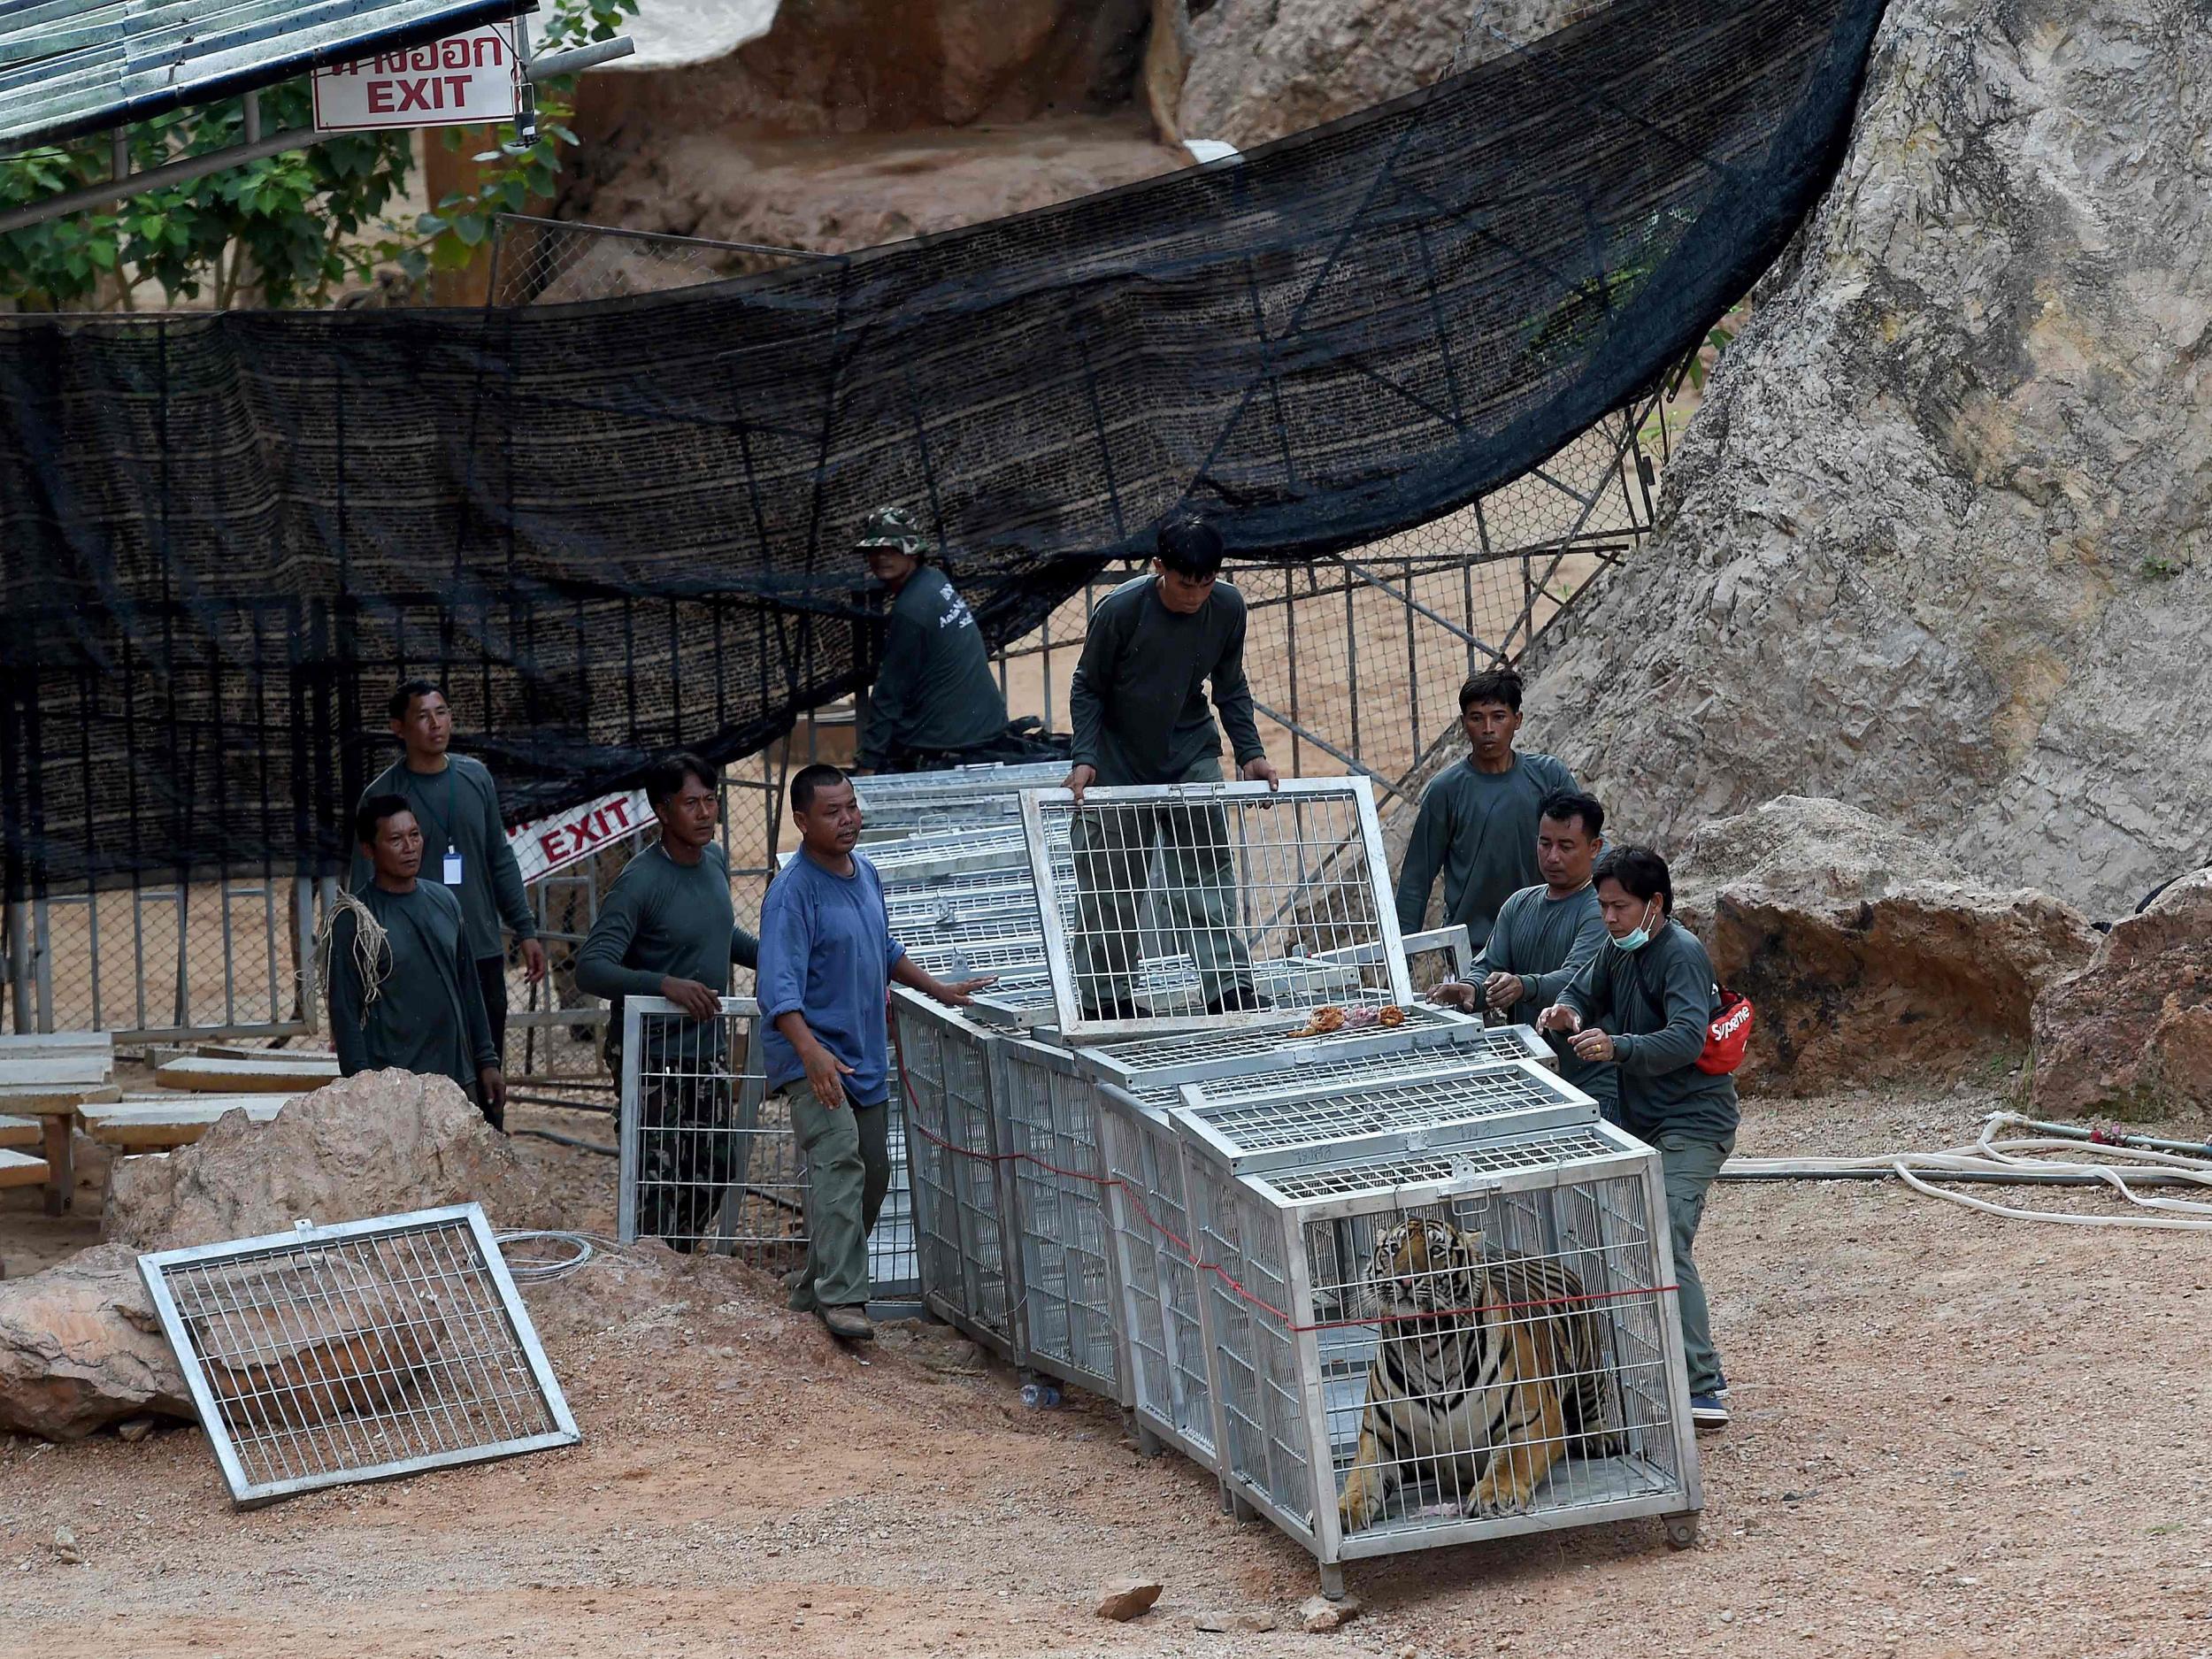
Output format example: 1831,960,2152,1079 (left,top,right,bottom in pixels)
1539,845,1738,1430
1062,513,1279,1019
